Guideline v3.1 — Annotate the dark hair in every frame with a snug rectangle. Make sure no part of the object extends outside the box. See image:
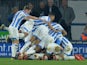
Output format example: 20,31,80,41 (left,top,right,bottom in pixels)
23,5,31,10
